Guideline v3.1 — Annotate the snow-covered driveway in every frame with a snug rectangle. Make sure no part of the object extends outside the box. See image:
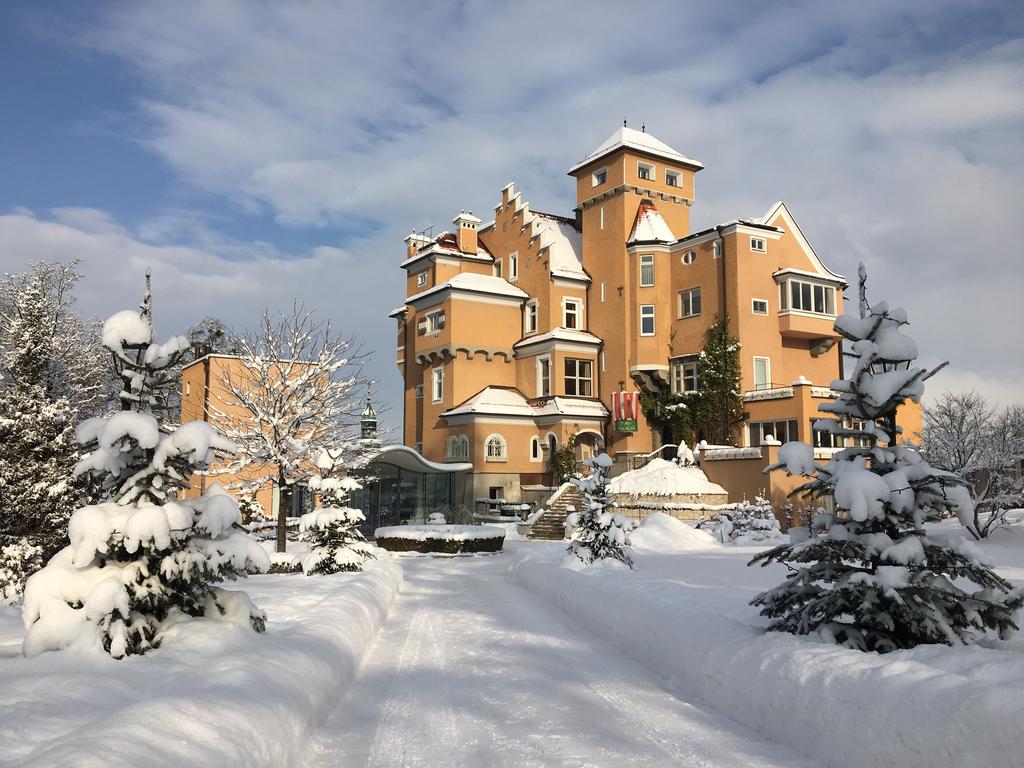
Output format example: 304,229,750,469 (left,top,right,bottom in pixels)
308,551,818,768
